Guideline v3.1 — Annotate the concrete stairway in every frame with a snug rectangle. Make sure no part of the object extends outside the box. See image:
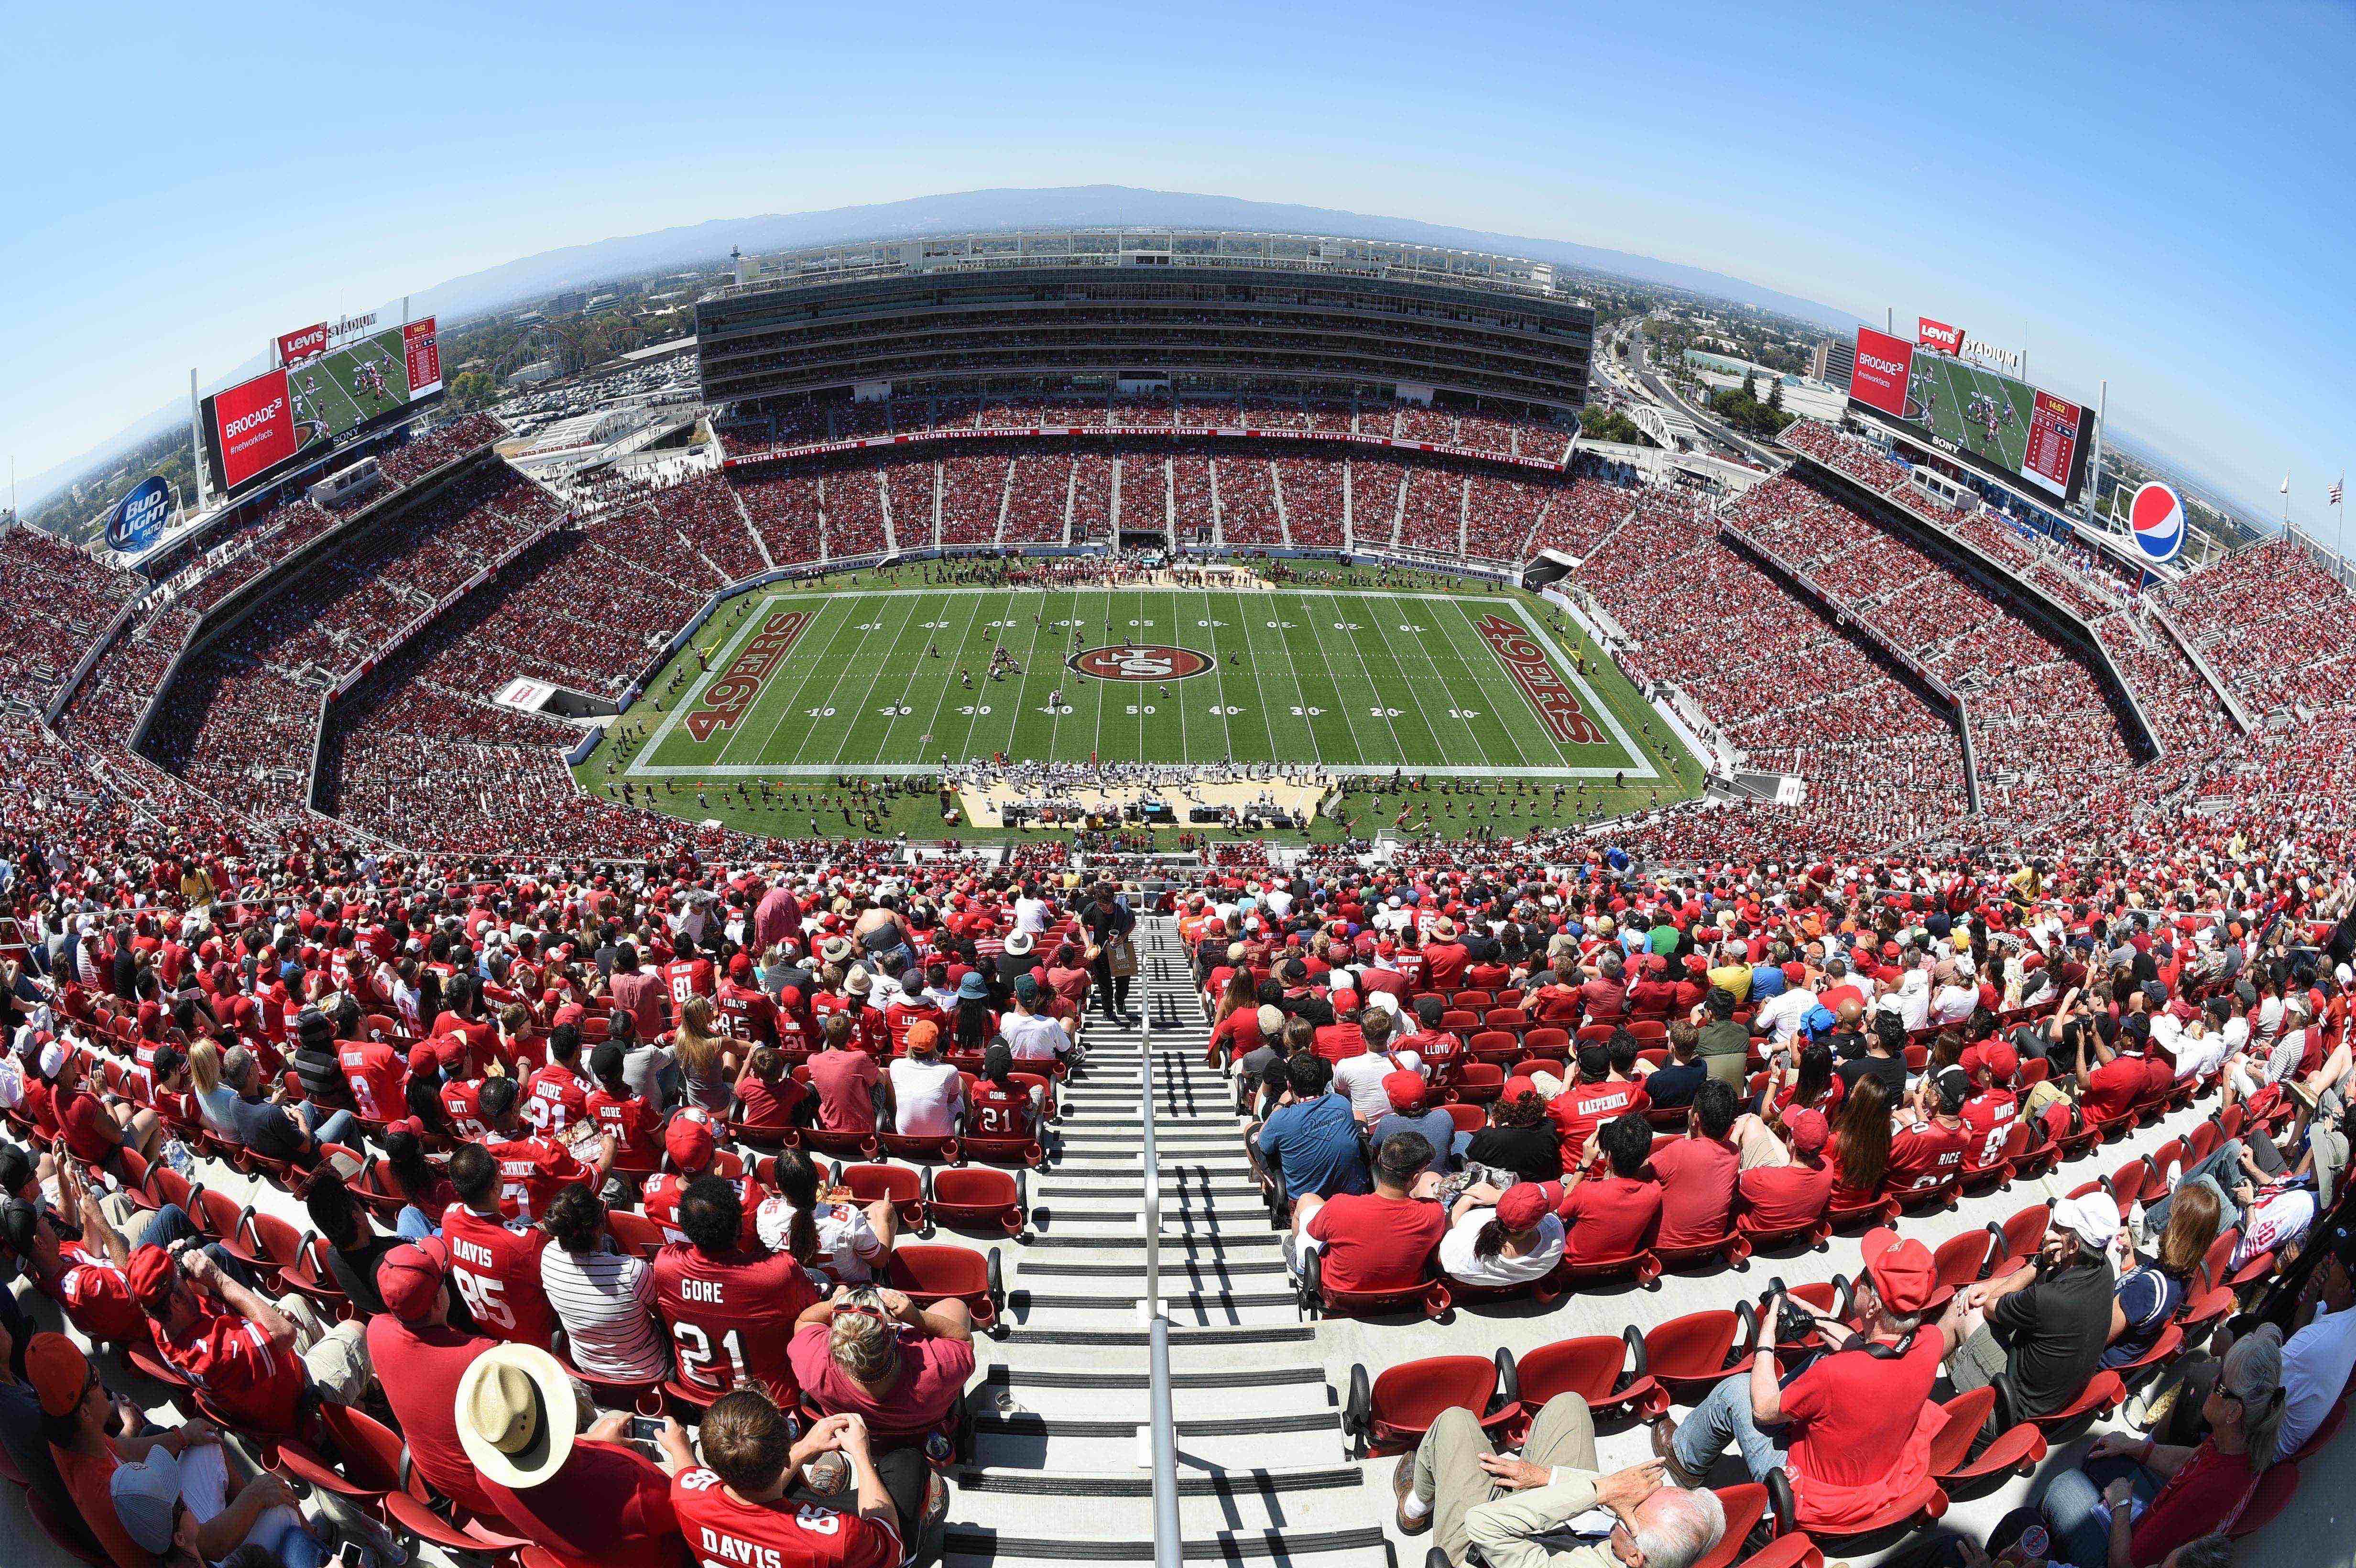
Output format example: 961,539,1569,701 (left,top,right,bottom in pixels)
945,915,1383,1568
